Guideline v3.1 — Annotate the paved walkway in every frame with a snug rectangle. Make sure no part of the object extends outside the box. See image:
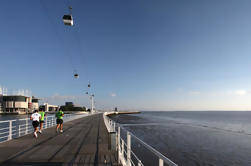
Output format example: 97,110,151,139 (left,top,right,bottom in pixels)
0,114,119,166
